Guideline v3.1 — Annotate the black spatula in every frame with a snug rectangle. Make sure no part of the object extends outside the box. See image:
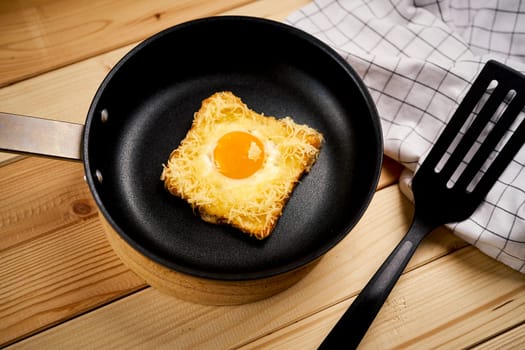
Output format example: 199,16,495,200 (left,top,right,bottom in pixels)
319,60,525,349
